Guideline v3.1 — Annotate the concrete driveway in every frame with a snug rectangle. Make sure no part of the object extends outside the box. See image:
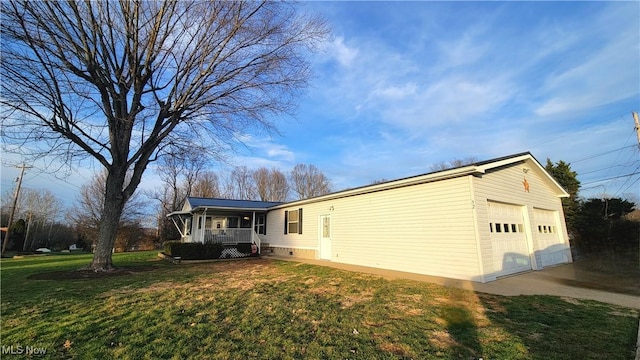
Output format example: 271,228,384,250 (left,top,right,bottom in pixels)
266,256,640,309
